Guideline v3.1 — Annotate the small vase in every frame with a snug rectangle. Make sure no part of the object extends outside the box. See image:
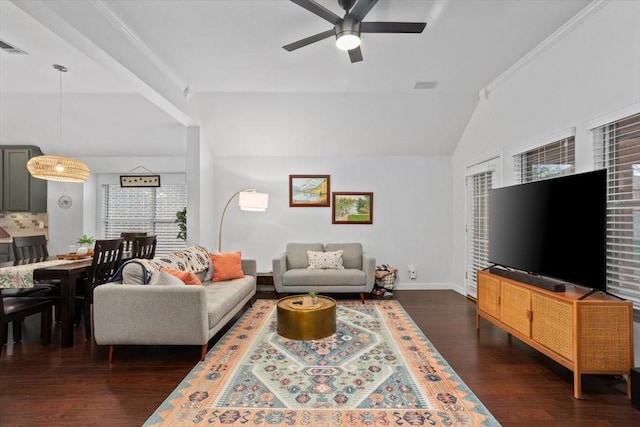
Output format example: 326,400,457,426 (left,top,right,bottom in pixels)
311,297,318,304
77,246,89,255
